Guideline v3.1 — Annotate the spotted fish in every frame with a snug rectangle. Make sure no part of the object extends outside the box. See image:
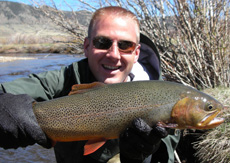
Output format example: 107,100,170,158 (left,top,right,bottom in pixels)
33,81,224,155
